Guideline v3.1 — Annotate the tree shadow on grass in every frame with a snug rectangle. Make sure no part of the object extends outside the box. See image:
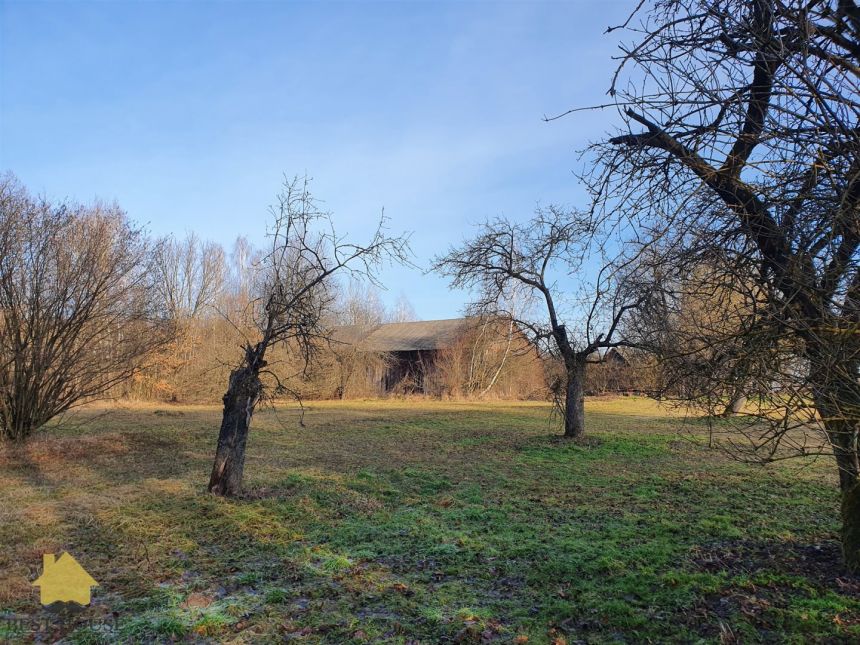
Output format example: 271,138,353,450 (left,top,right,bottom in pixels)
683,538,860,641
7,447,330,641
8,451,131,642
